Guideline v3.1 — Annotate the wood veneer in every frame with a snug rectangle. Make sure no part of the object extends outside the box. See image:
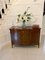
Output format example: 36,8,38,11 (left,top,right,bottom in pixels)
9,25,41,48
